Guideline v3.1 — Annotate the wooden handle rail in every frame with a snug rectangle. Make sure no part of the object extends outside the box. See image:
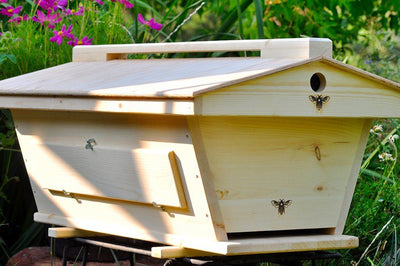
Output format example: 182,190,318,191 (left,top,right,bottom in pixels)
72,38,332,62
